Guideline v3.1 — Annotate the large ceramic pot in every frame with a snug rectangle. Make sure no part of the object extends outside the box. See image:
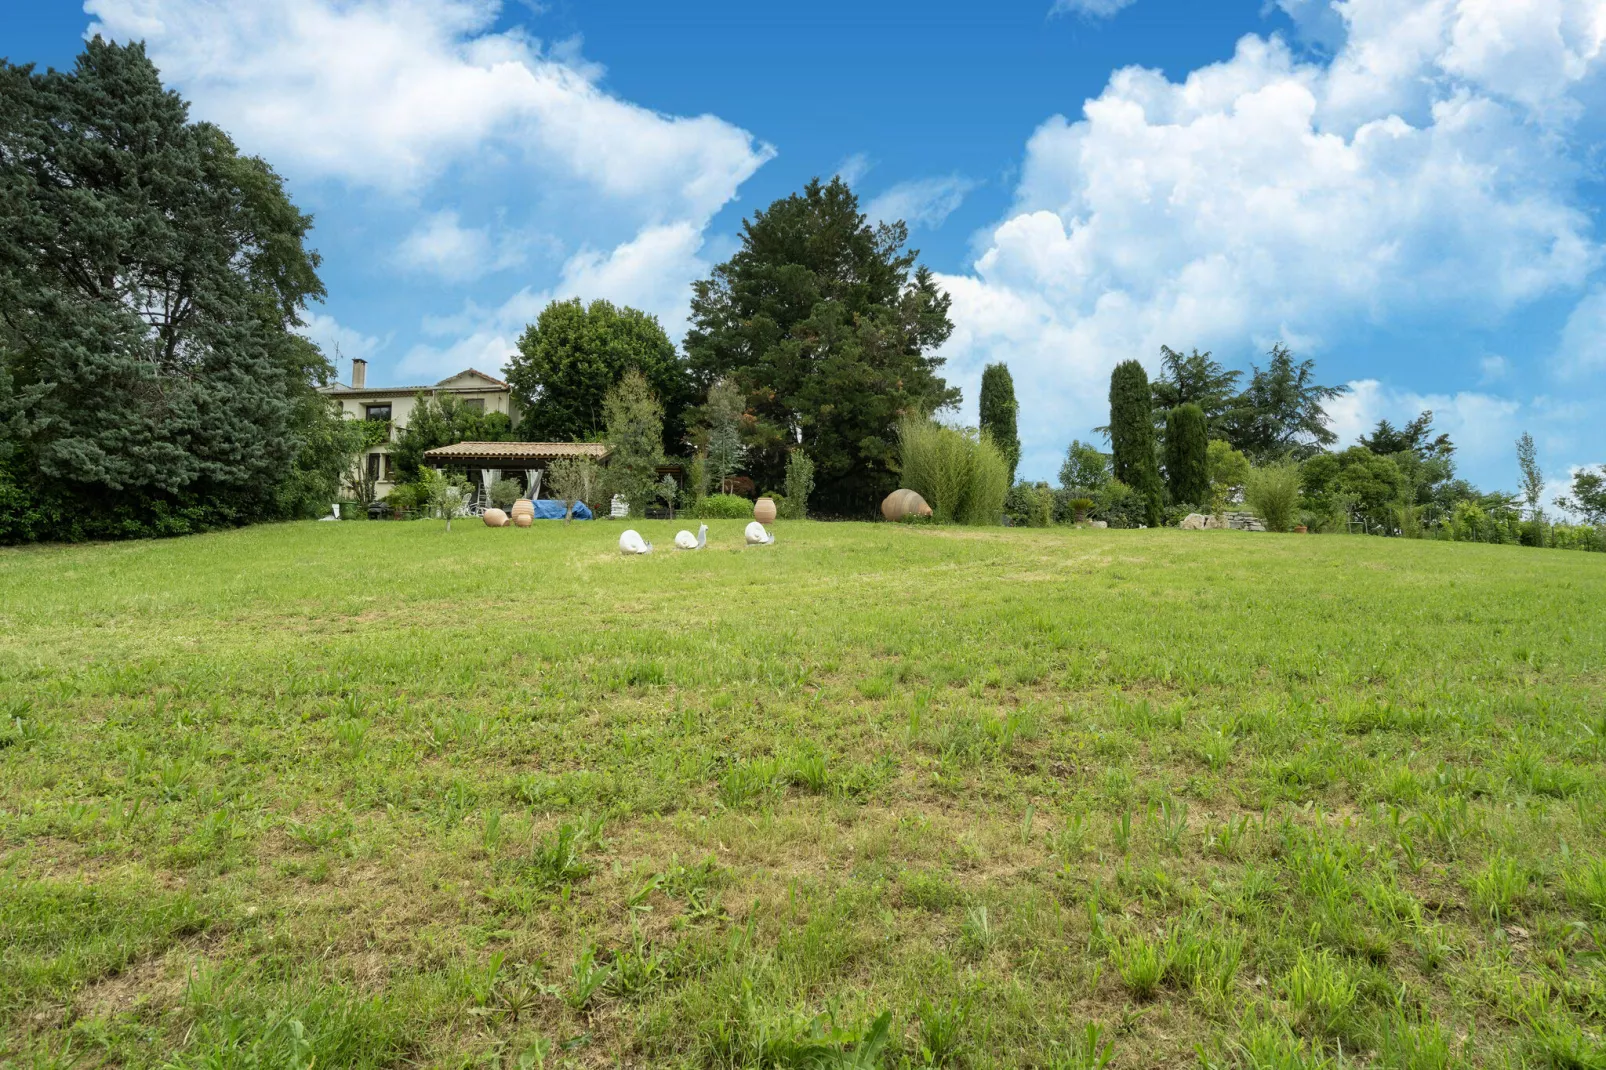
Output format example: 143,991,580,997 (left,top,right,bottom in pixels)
881,488,932,522
753,496,777,525
483,508,509,527
512,513,532,528
510,498,535,524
